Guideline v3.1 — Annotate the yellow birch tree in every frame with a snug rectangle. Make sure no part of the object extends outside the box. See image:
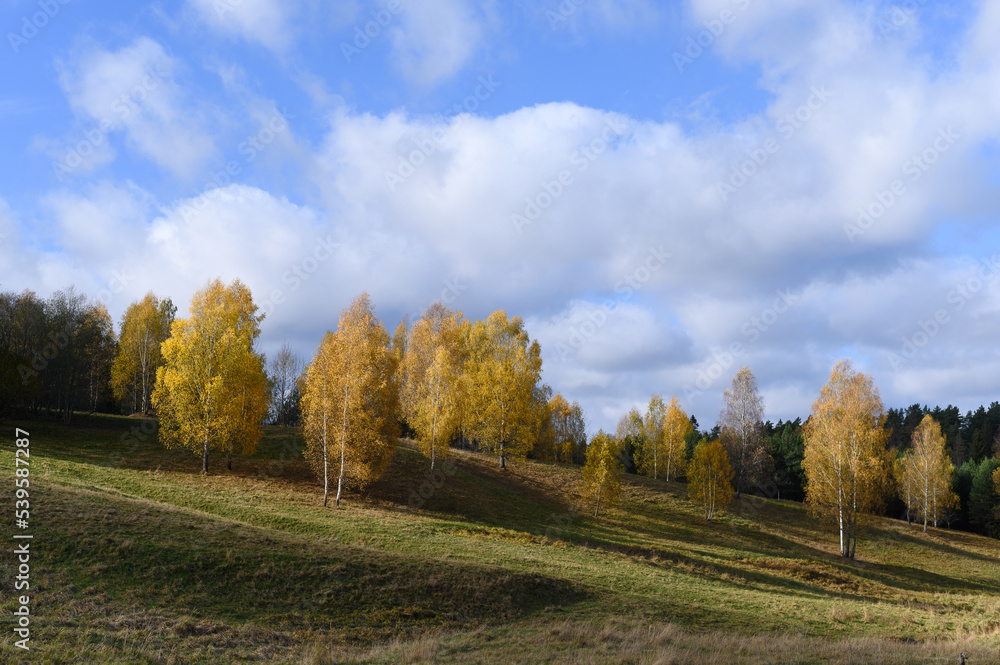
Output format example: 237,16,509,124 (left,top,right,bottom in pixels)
544,393,587,463
640,393,667,479
153,279,265,474
663,395,692,481
582,430,623,517
462,310,542,469
803,359,890,559
900,415,958,532
688,439,734,520
301,293,400,507
401,303,463,471
111,292,175,414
